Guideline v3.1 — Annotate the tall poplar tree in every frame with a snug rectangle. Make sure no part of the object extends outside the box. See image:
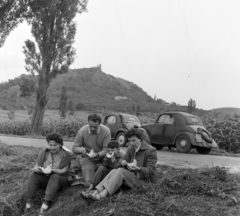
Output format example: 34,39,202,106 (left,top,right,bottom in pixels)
187,98,196,114
0,0,88,135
